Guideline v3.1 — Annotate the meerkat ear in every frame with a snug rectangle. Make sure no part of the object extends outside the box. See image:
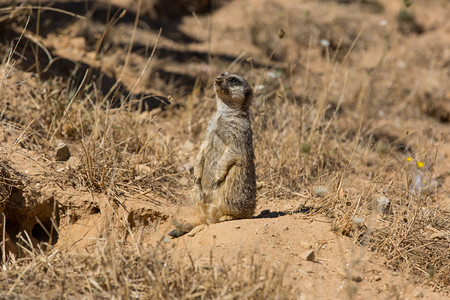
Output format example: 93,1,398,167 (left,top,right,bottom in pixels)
245,90,252,99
